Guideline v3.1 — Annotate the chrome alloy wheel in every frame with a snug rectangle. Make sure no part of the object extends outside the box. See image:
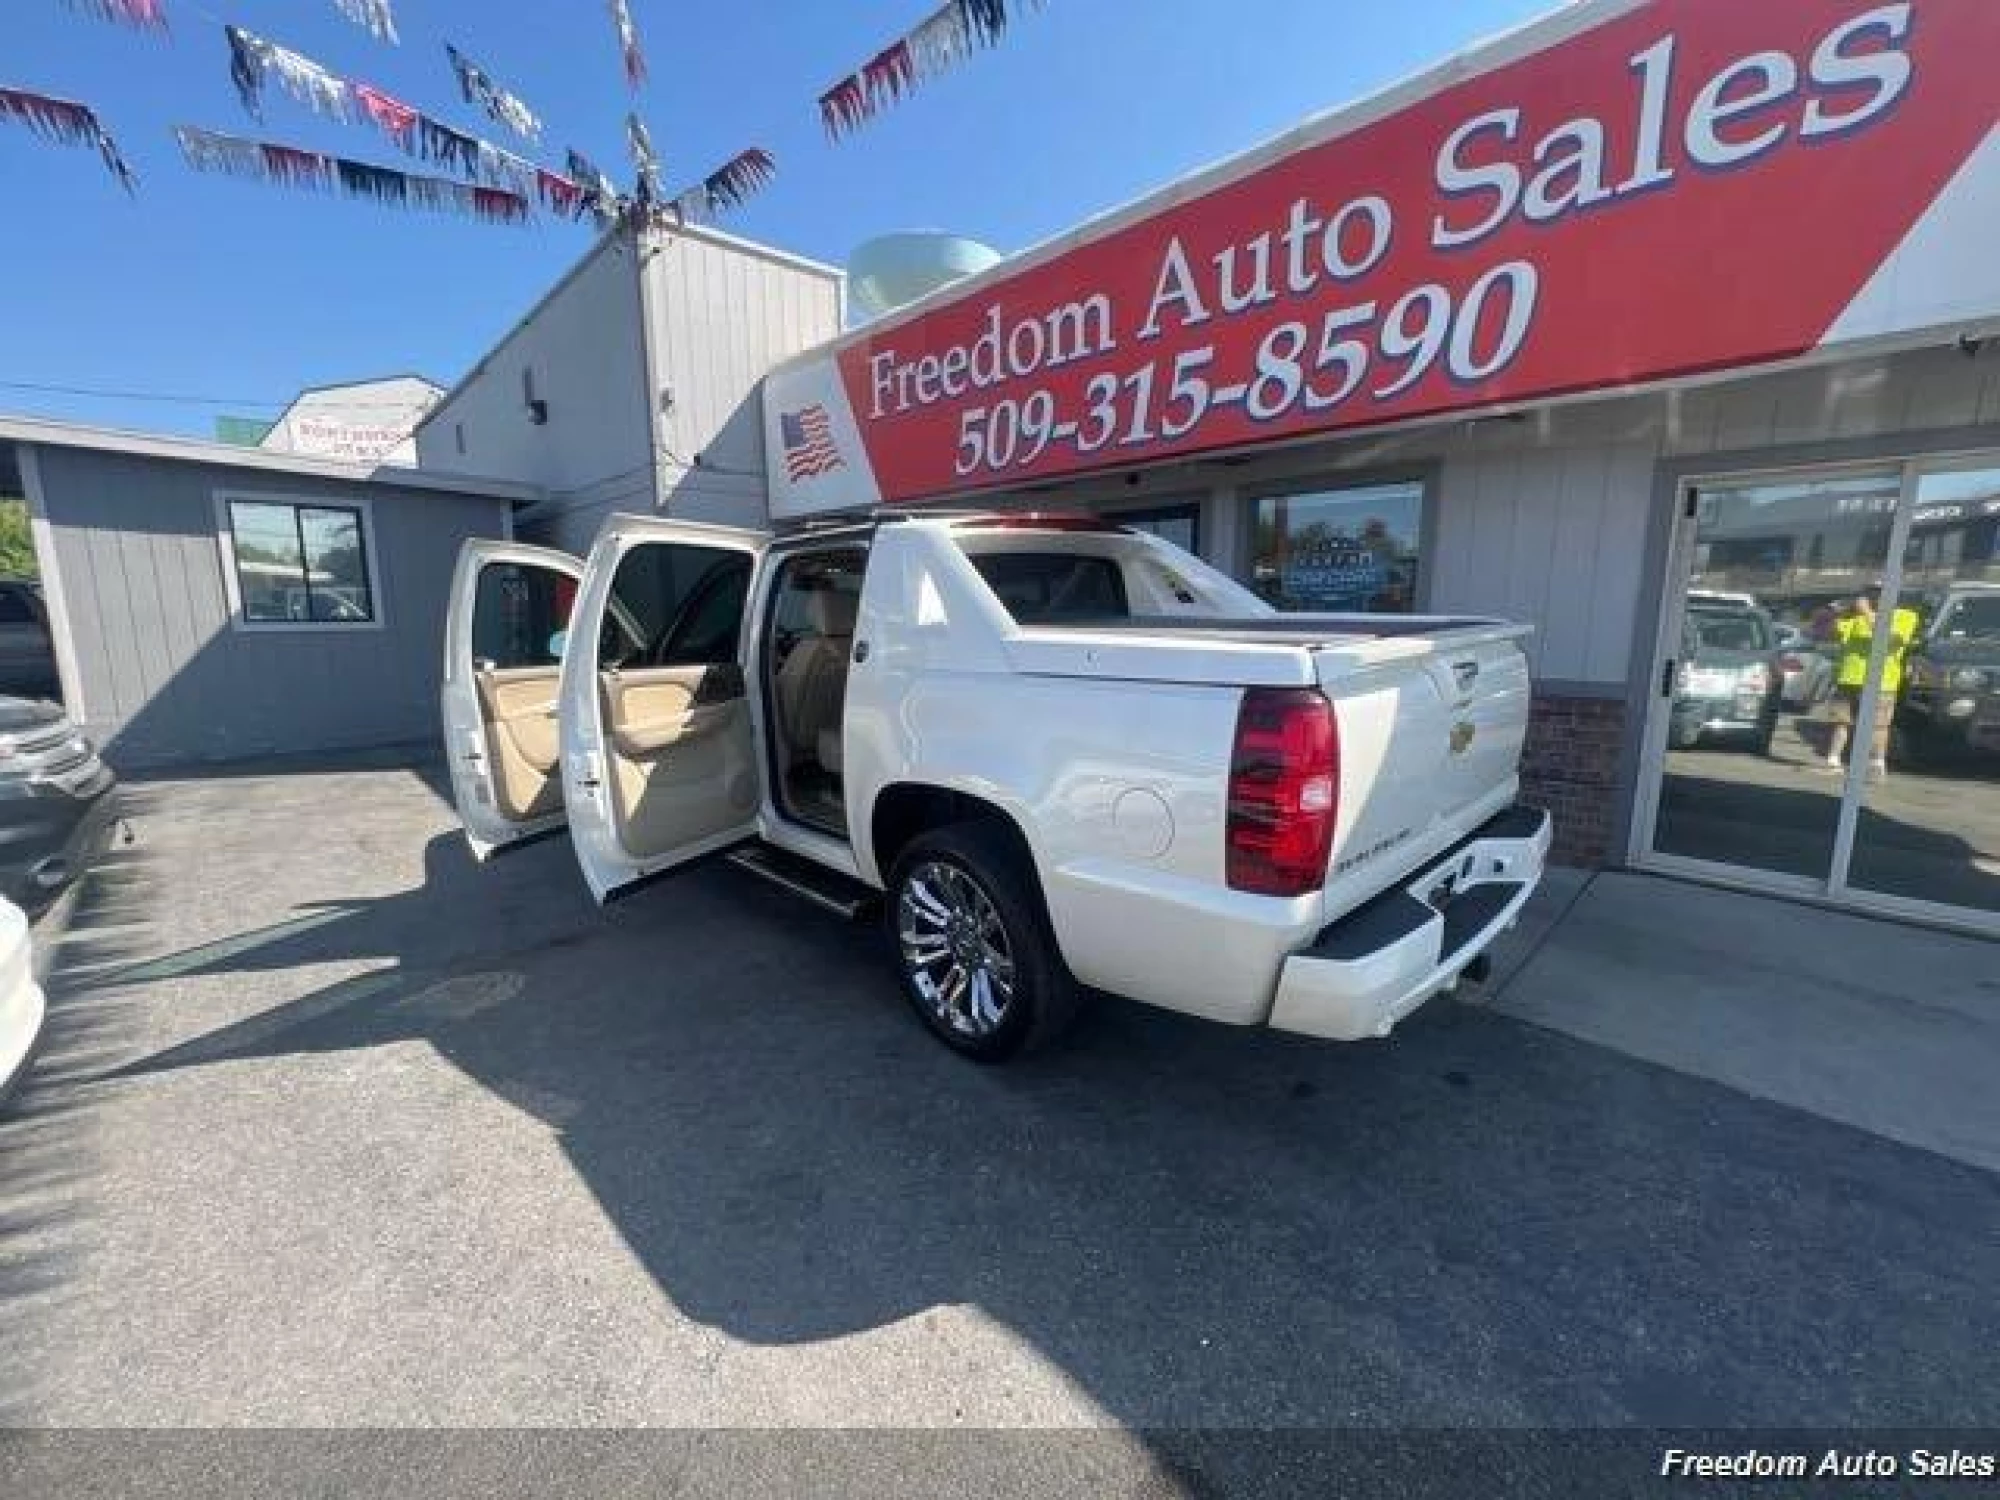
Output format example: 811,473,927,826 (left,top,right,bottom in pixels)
897,860,1017,1037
